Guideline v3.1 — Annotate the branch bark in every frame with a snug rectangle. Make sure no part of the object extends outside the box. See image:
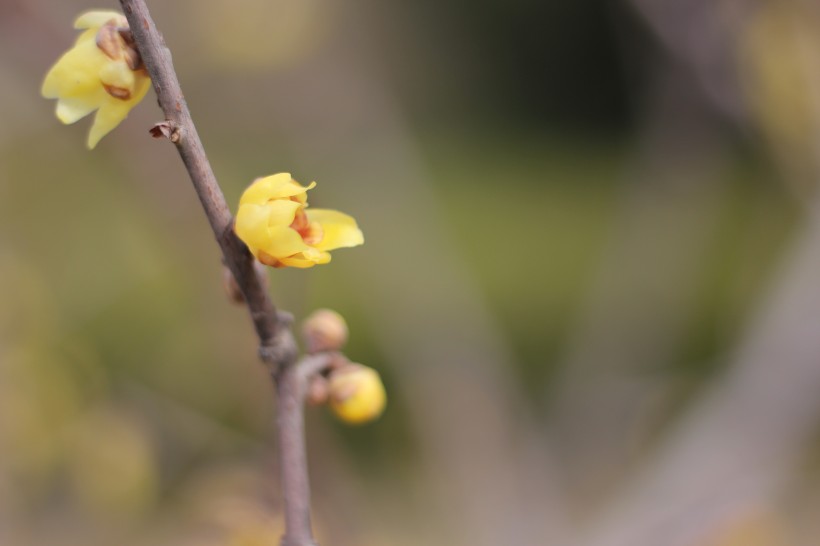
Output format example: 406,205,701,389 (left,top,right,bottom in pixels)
117,1,319,544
